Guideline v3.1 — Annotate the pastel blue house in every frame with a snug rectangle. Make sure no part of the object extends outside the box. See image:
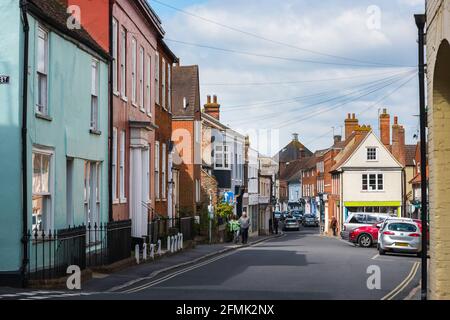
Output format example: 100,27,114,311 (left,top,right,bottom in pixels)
0,0,109,286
